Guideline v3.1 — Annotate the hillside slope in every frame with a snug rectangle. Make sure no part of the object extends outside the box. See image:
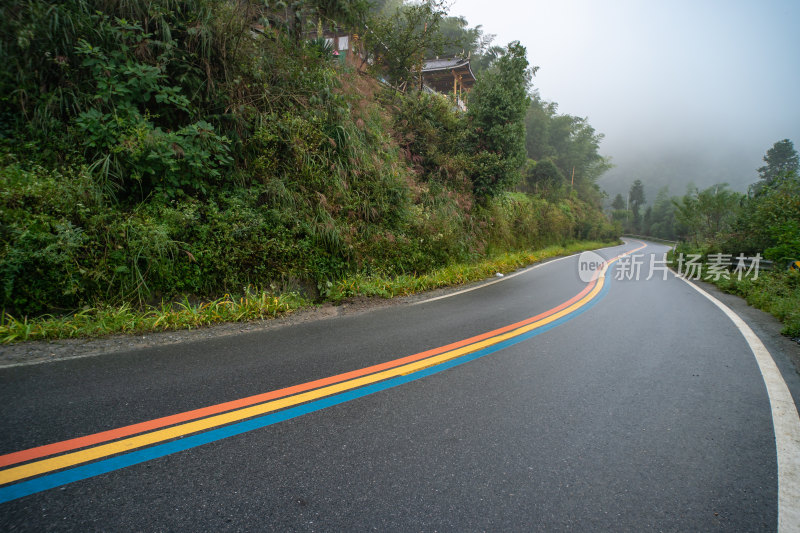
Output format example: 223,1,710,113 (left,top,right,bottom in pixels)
0,0,616,320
